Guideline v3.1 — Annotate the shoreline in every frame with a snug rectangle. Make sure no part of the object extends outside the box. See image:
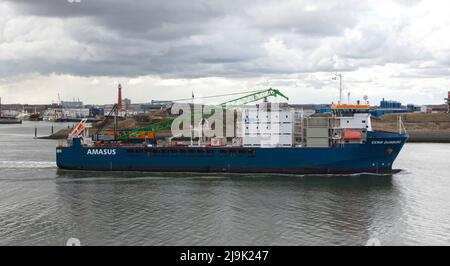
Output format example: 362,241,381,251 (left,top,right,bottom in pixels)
405,131,450,143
